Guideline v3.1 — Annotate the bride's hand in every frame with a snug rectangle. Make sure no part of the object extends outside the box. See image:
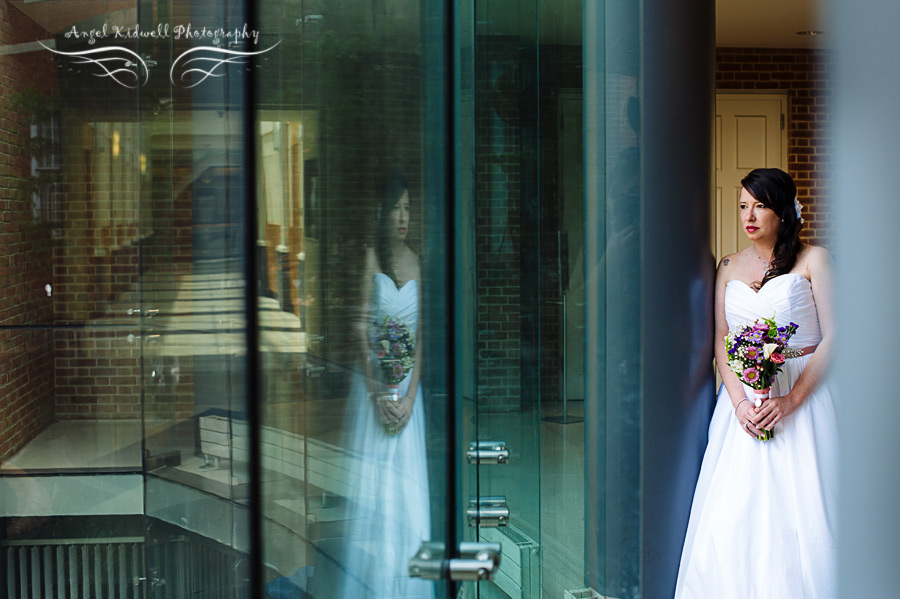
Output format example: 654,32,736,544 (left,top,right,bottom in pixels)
735,400,762,438
378,394,414,432
752,393,802,431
